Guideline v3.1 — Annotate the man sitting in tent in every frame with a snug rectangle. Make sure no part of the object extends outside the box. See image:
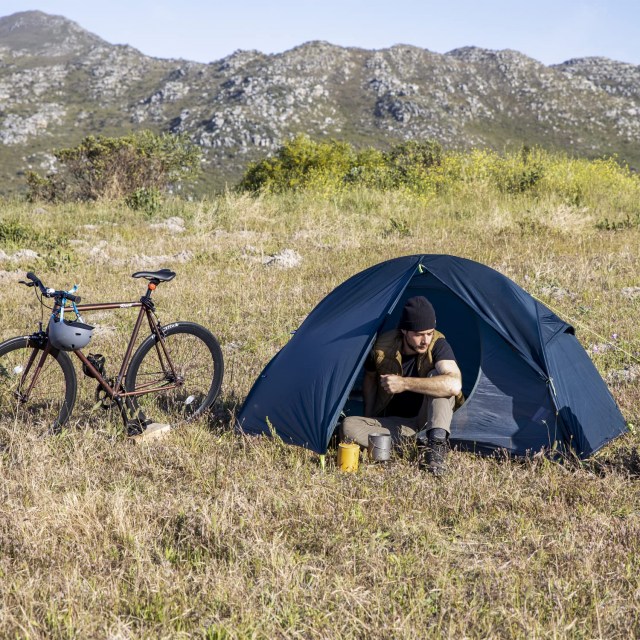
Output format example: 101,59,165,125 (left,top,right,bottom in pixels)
341,296,463,475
